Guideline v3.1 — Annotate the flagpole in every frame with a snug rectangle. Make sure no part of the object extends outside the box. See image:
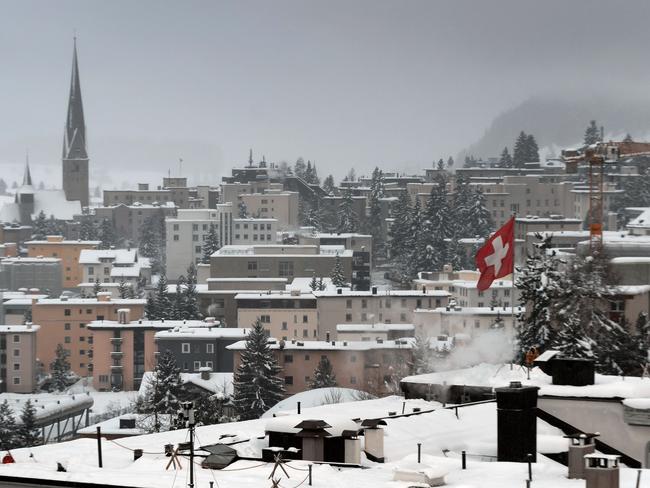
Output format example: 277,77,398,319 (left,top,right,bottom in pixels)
511,212,517,368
